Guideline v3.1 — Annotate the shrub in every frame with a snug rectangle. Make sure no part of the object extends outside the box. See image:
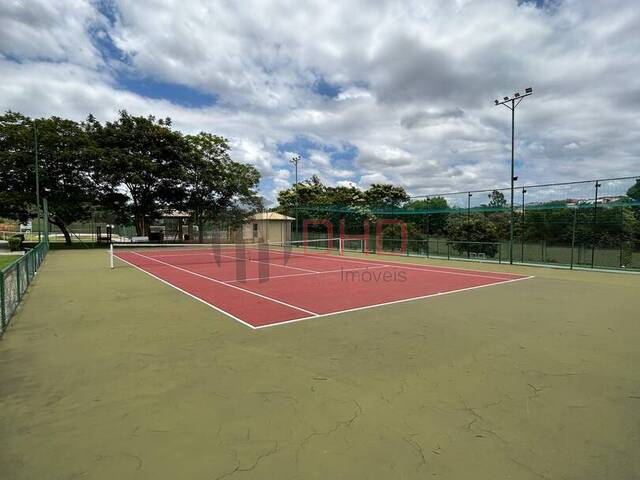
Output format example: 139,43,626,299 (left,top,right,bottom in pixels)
8,235,23,251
